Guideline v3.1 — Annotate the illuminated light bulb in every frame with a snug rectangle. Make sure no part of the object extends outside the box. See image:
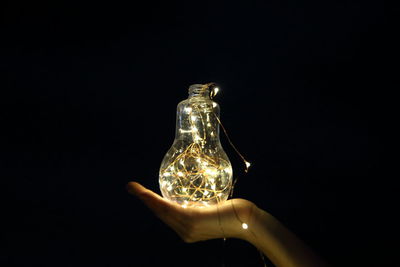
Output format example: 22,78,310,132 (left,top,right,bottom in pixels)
159,84,233,207
242,223,248,230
